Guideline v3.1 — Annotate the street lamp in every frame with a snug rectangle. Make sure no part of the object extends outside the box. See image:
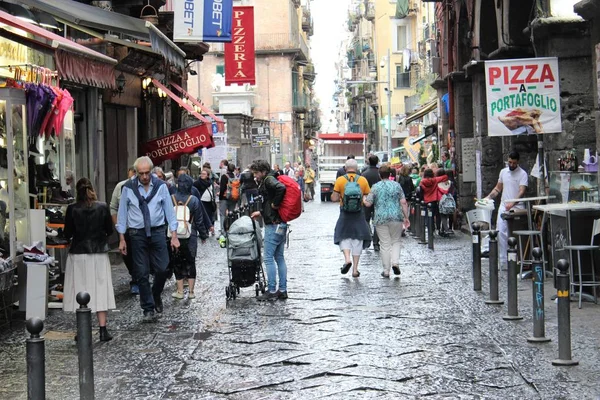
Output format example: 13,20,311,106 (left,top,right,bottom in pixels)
381,49,392,161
